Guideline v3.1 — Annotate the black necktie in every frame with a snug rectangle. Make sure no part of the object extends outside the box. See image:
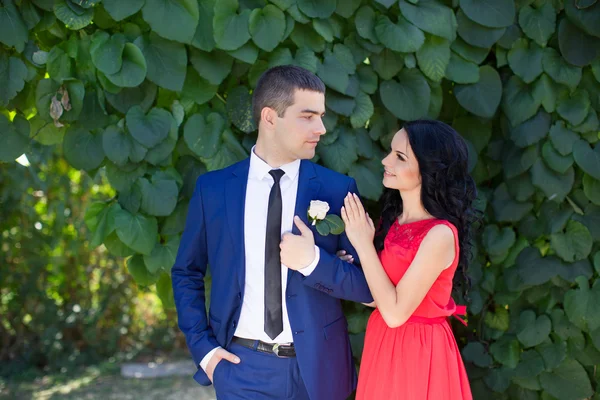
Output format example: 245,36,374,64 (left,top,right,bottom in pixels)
265,169,285,340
